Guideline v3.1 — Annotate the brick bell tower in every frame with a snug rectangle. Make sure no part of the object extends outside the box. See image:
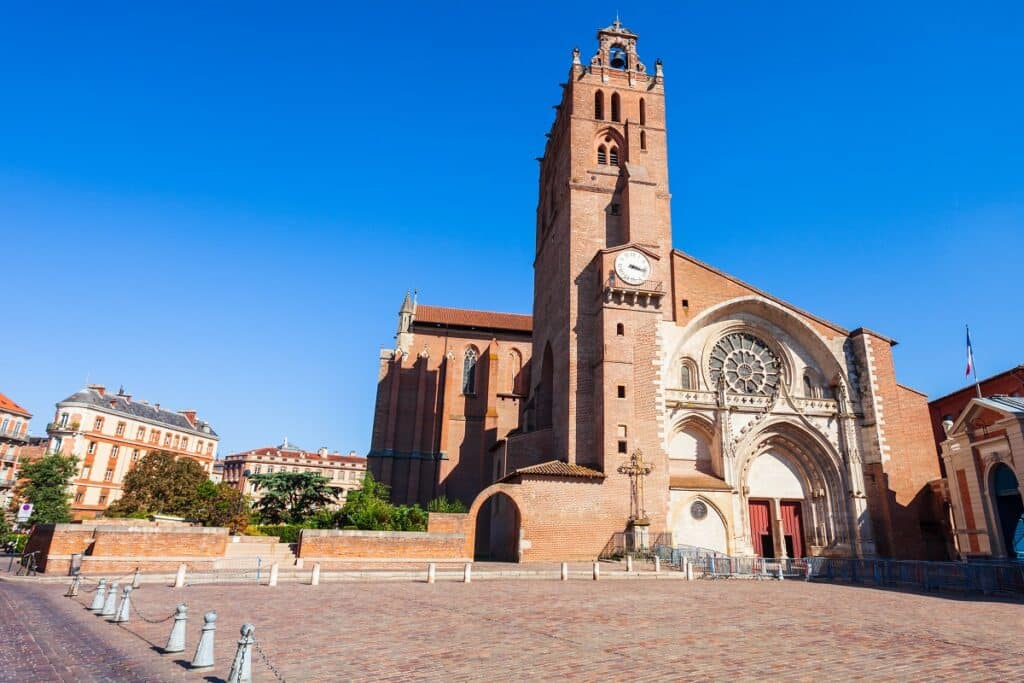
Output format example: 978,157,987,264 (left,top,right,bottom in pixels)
529,19,672,527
